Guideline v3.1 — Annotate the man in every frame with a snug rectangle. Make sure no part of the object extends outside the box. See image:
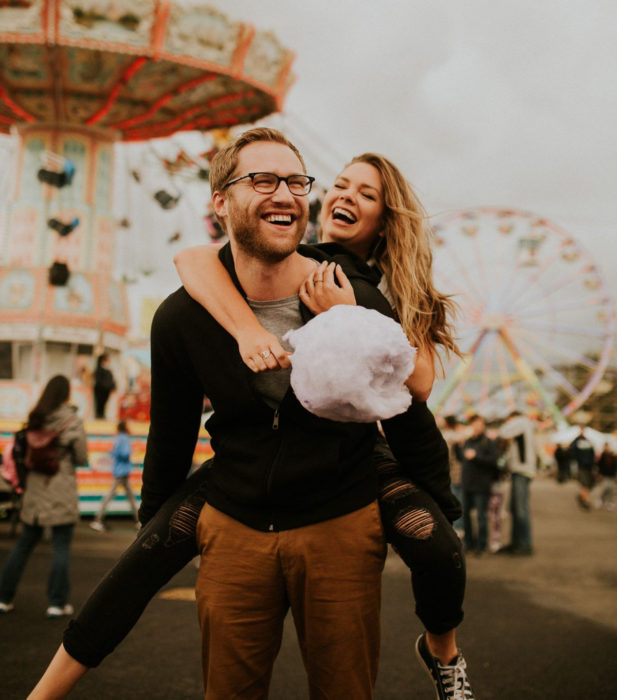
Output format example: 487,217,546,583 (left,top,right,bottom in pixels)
140,129,394,698
498,411,537,555
460,415,499,555
591,442,617,510
569,426,596,509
